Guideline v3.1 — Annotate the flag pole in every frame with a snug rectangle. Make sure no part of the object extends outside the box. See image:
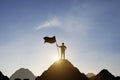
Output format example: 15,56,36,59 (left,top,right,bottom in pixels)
55,36,60,59
56,41,60,59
